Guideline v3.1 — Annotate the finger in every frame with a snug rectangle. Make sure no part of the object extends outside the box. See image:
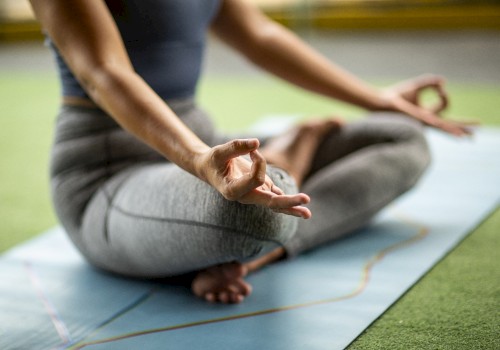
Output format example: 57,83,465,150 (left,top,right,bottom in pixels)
239,191,310,209
238,191,311,218
223,151,267,200
429,81,449,114
412,74,446,91
444,116,481,127
270,183,285,195
410,75,448,114
212,139,259,165
432,119,475,137
268,193,311,219
249,150,266,186
273,206,312,219
268,193,310,209
397,75,438,103
392,97,429,124
393,98,466,137
425,116,471,137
